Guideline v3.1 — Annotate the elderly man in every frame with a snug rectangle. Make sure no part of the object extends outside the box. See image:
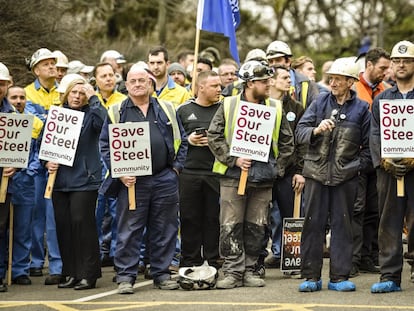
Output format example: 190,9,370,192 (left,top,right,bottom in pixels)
296,57,371,292
99,65,188,294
